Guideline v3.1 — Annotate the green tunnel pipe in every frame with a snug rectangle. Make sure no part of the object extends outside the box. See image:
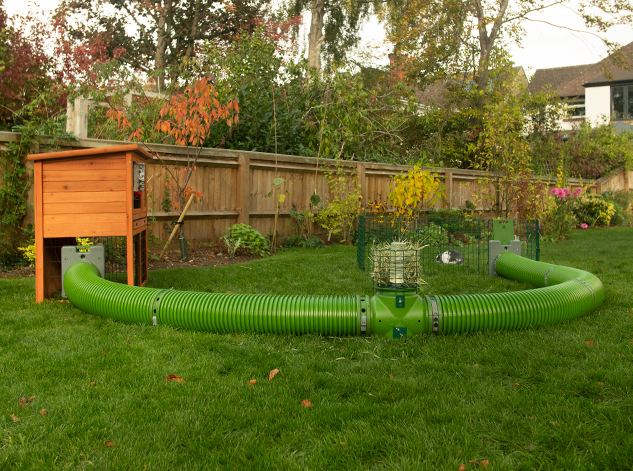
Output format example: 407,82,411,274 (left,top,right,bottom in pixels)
63,252,604,337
